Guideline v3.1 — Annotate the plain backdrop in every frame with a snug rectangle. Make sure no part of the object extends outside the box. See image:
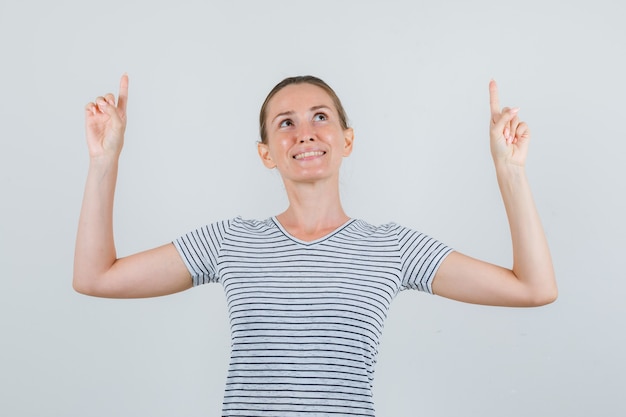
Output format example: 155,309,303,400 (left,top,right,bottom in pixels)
1,0,625,416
